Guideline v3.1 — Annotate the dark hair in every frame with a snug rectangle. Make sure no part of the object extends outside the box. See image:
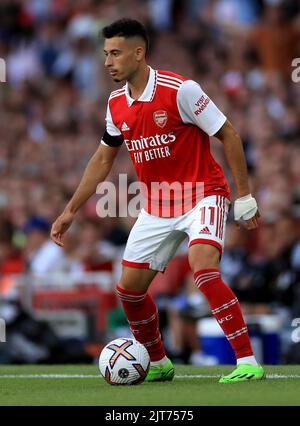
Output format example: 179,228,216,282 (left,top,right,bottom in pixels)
102,18,149,54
